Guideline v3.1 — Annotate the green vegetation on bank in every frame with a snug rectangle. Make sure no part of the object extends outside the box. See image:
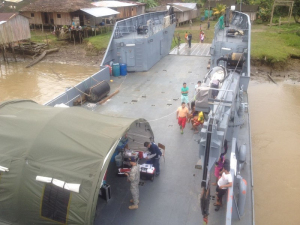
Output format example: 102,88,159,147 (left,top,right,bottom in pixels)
171,19,217,49
30,31,59,47
29,19,300,65
251,23,300,63
84,32,112,51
